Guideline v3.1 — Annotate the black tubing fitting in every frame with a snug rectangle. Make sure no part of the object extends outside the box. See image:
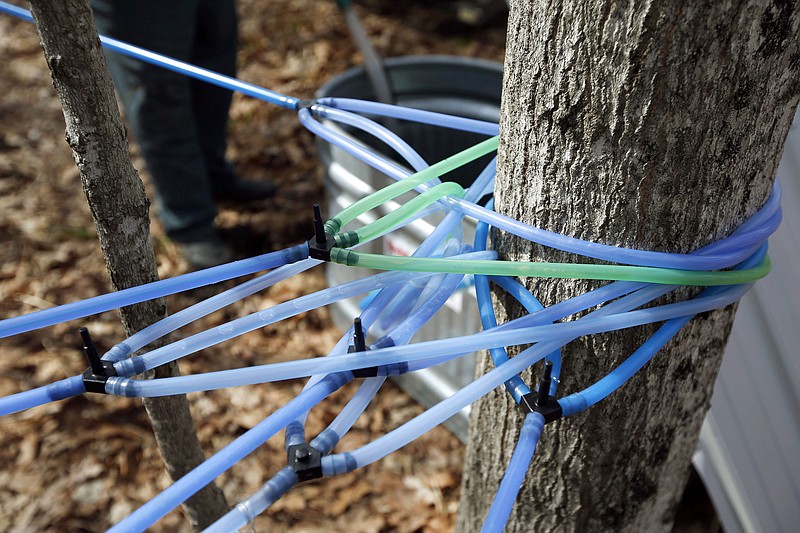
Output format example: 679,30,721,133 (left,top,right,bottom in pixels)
307,203,336,261
79,327,116,394
519,361,562,423
348,318,378,377
287,443,323,482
